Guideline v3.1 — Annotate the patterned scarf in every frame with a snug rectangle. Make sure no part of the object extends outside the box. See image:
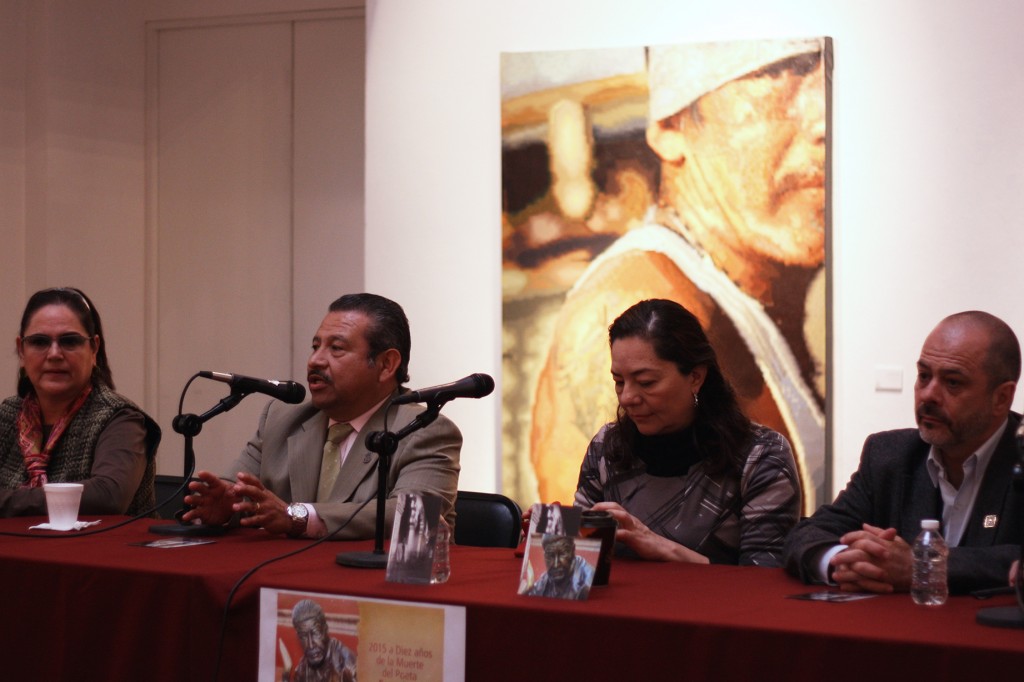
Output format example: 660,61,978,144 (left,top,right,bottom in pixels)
17,385,93,487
